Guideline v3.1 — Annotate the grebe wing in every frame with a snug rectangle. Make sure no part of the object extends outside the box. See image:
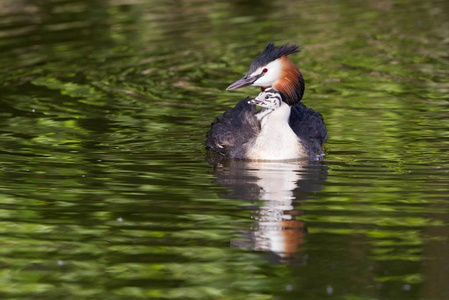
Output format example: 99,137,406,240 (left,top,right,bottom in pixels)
206,97,260,158
289,103,328,154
